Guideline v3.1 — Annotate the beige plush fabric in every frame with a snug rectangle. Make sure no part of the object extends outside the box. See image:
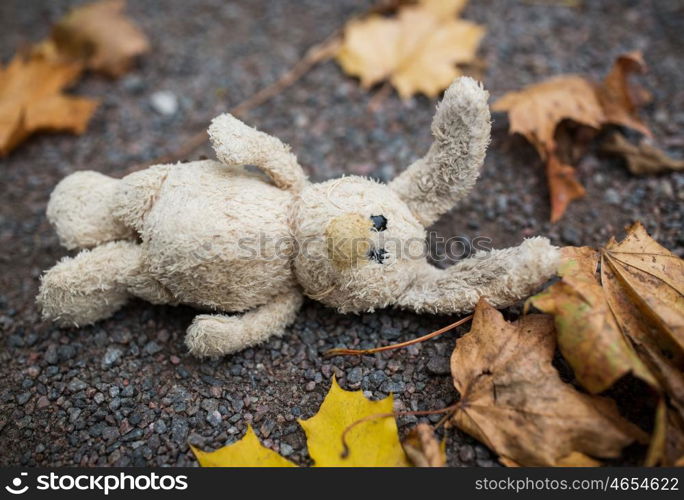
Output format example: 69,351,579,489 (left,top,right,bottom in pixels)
389,77,491,227
38,77,559,357
47,171,135,249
